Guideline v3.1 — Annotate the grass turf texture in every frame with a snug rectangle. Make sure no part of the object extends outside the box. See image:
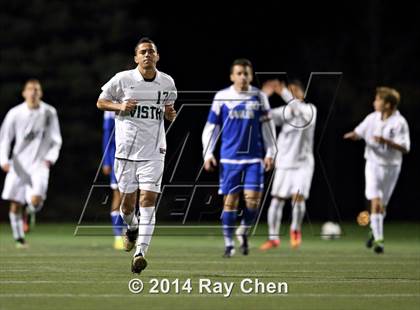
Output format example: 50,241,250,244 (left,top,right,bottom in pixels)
0,222,419,310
